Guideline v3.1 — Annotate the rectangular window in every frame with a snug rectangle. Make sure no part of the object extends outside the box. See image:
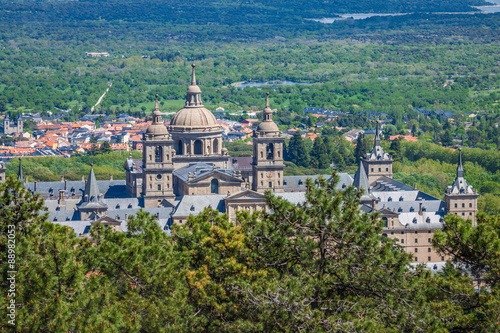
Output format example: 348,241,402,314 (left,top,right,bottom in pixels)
371,168,374,172
469,203,472,208
157,184,161,191
386,168,388,172
401,239,404,244
462,203,465,208
441,256,445,261
378,168,381,172
415,238,418,243
455,203,457,208
415,248,418,253
415,257,418,262
428,248,431,252
428,256,431,261
269,182,272,188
